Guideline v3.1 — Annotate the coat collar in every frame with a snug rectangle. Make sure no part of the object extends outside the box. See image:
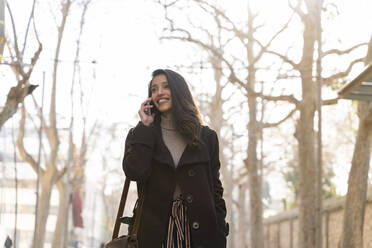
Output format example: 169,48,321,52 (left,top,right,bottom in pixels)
151,120,210,169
